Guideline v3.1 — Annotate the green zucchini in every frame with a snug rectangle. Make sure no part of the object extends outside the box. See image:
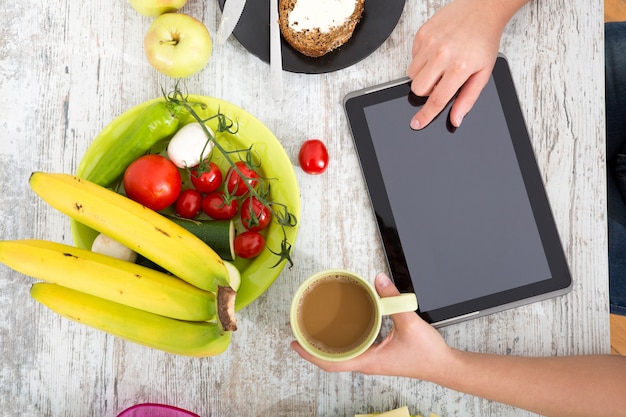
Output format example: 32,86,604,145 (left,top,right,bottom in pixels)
168,217,236,261
78,100,185,186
